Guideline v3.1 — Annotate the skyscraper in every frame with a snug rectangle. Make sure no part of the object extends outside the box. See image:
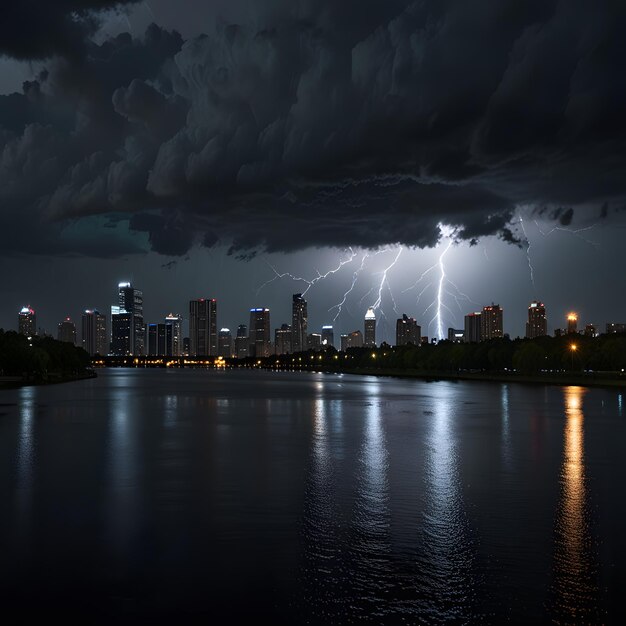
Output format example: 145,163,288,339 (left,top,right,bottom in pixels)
235,324,249,359
321,325,334,349
189,299,217,356
110,306,133,356
165,314,183,356
249,308,271,357
364,307,376,347
218,328,233,357
346,330,363,348
481,304,503,340
275,324,292,355
57,317,76,344
18,306,36,337
82,310,107,356
291,294,308,353
118,282,144,355
567,312,578,334
396,314,421,346
526,301,547,339
464,312,482,343
307,333,322,351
